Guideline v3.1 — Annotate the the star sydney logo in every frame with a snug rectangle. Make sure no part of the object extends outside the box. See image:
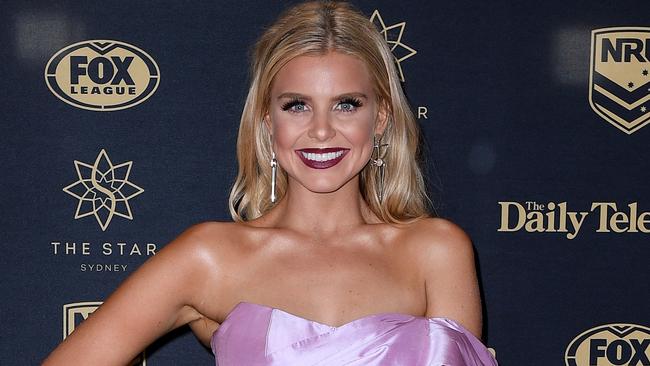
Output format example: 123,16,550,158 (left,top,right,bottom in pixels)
63,149,144,231
370,10,417,82
589,27,650,134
